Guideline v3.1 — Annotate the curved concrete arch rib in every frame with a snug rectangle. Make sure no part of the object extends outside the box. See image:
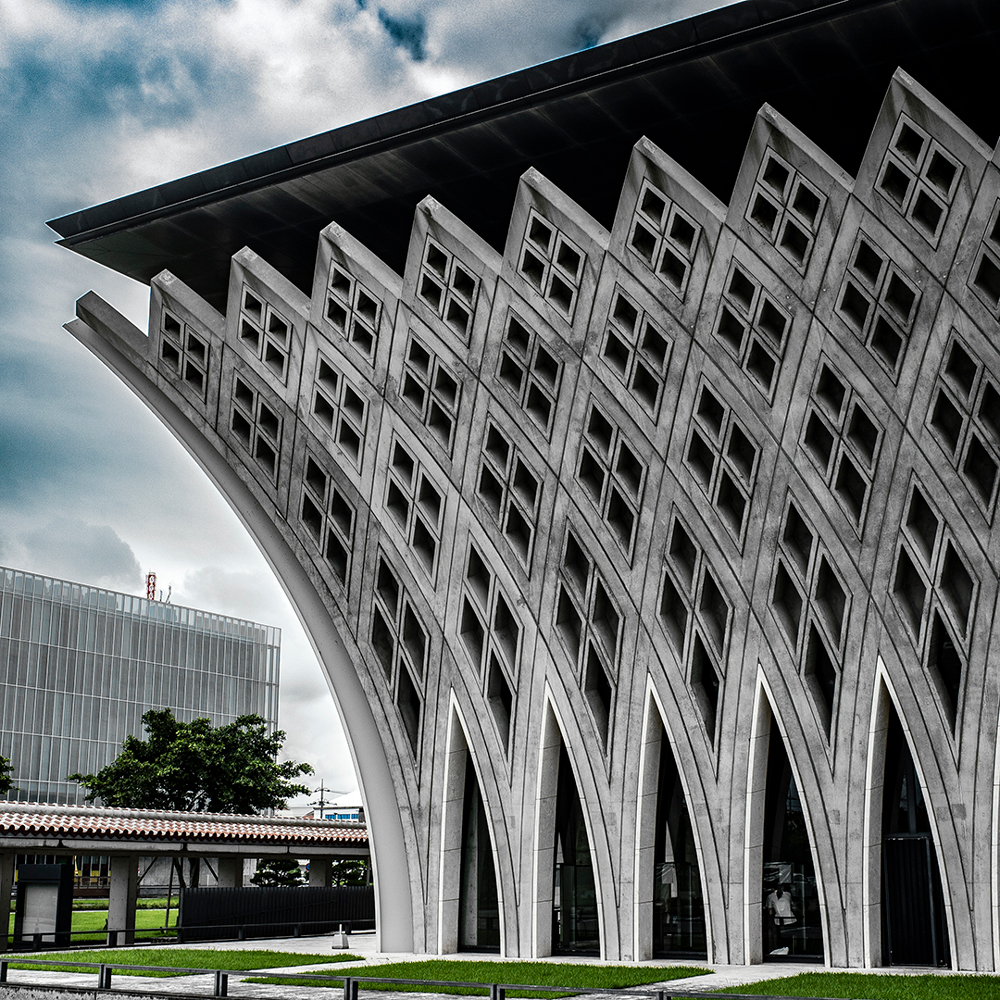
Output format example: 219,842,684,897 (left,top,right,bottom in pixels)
64,295,414,954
